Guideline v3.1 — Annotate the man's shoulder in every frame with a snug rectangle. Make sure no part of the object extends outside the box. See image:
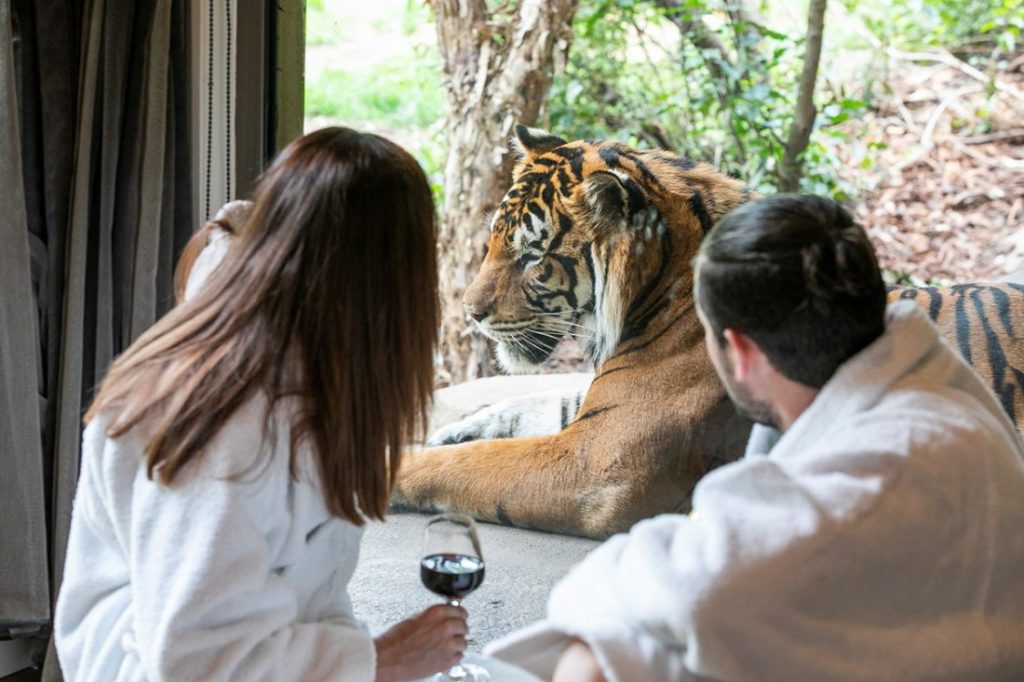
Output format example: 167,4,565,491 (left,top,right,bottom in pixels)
819,384,1024,480
872,383,1015,442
